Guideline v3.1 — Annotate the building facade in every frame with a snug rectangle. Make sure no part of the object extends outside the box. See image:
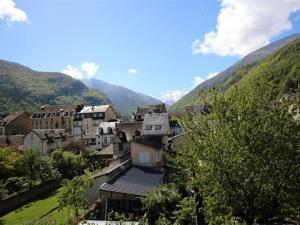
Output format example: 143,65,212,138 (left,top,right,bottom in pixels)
0,111,31,135
30,105,75,135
